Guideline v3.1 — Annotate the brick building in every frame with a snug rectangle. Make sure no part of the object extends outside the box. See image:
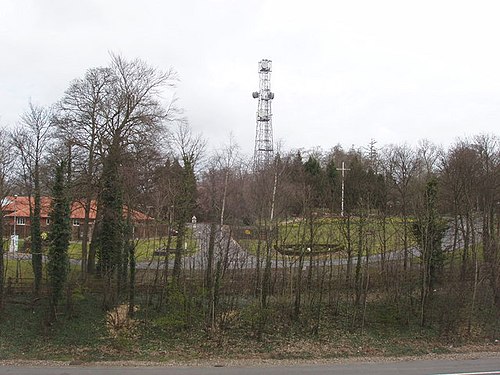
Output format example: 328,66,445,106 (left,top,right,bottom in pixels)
2,196,152,240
